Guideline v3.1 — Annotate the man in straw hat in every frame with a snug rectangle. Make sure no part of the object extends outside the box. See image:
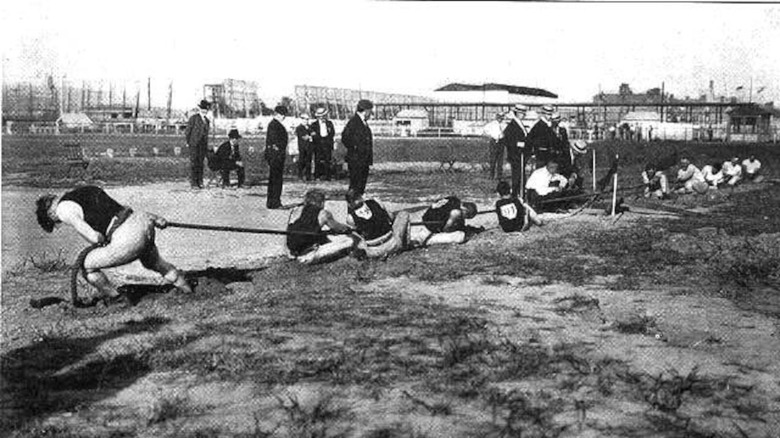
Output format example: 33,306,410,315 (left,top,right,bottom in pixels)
341,99,374,195
527,104,559,169
209,128,245,188
295,113,314,181
265,105,289,209
184,99,212,189
503,104,529,197
311,107,336,181
483,112,505,180
35,186,192,305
